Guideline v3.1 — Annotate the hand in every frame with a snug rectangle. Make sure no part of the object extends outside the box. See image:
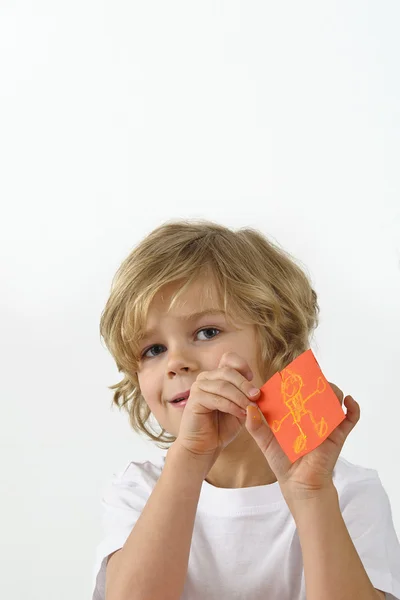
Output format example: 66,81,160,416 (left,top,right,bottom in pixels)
174,352,258,467
245,383,360,501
